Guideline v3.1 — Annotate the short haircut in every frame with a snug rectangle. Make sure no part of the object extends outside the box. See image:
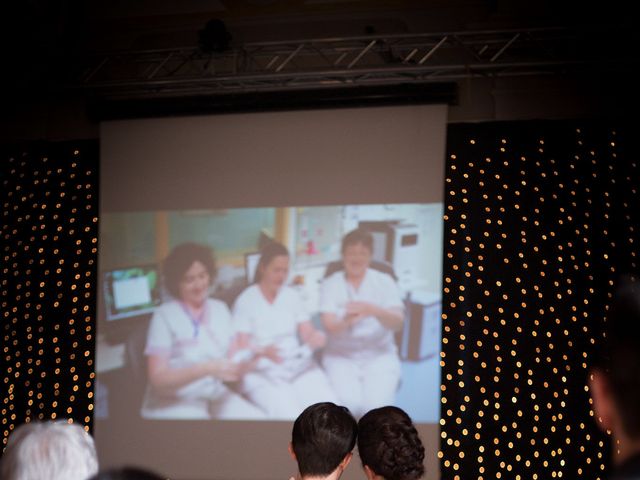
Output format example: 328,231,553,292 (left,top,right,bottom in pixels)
87,466,166,480
291,402,358,477
358,406,425,480
593,274,640,439
0,421,99,480
341,228,373,255
162,242,217,298
254,241,289,284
